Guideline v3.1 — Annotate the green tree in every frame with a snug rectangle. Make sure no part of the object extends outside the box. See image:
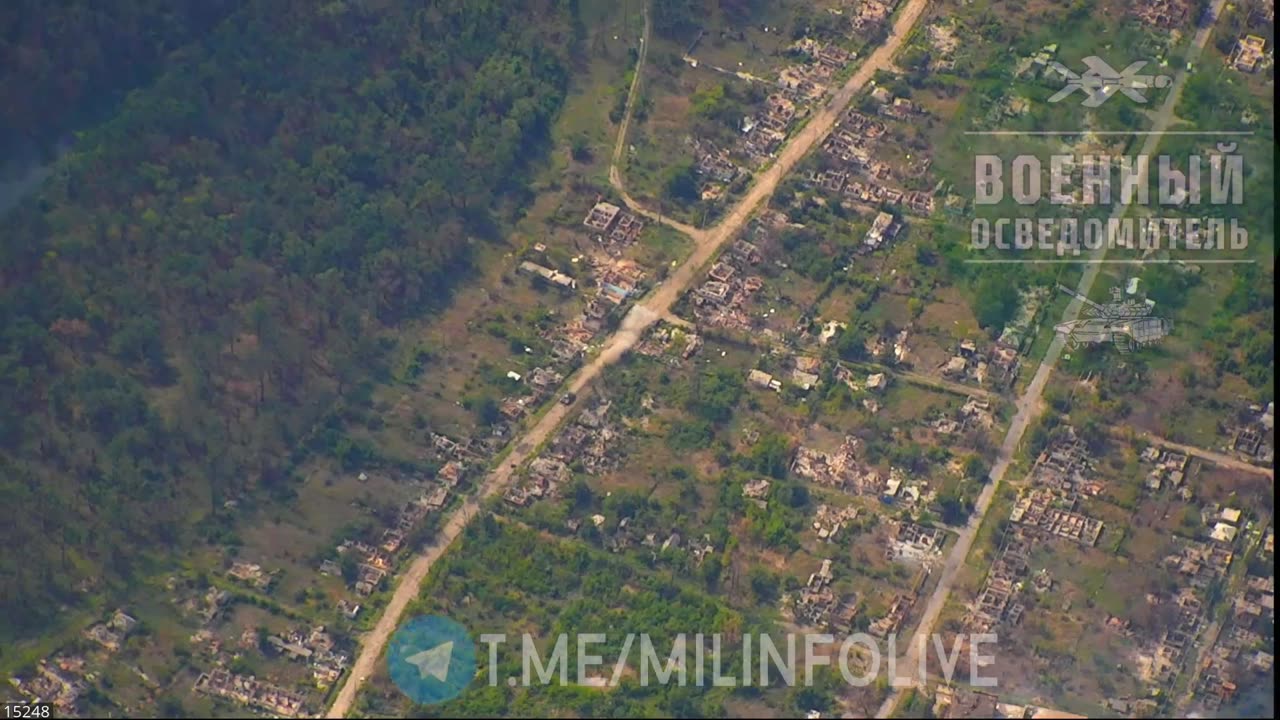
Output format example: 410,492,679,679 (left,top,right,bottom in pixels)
748,566,780,603
937,491,971,525
670,419,714,451
570,133,592,162
973,274,1019,331
963,455,989,482
663,162,701,203
476,397,501,427
747,432,791,479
